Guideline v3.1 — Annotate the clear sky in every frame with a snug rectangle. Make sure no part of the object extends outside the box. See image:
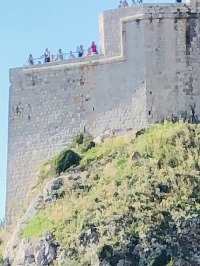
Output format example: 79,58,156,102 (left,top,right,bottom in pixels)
0,0,174,220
